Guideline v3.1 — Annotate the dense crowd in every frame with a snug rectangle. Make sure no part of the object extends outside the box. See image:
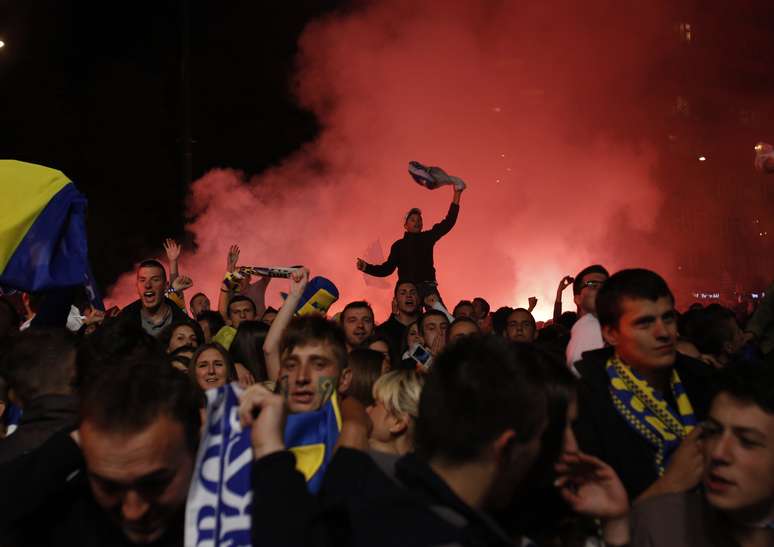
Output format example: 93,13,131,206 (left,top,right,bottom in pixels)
0,183,773,547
